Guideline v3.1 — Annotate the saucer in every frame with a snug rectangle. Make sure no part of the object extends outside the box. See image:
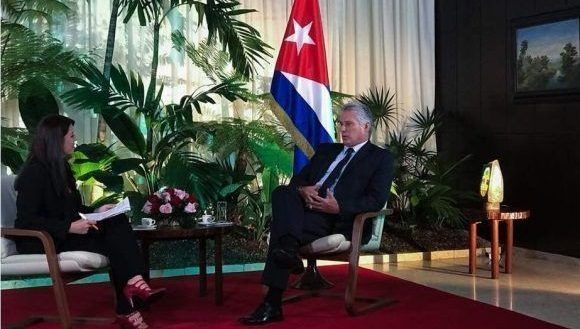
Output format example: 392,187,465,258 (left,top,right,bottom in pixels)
211,222,234,227
198,222,233,227
133,225,157,230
